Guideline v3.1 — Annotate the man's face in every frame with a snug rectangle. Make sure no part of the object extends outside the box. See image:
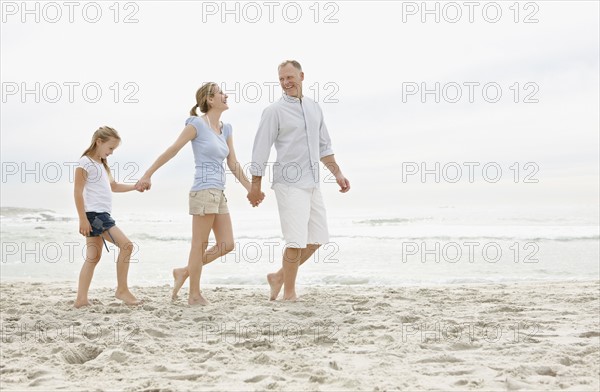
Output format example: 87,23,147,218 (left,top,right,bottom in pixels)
278,64,304,98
